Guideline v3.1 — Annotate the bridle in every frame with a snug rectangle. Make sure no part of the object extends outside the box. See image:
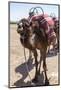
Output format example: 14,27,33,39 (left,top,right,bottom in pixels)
23,37,35,86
